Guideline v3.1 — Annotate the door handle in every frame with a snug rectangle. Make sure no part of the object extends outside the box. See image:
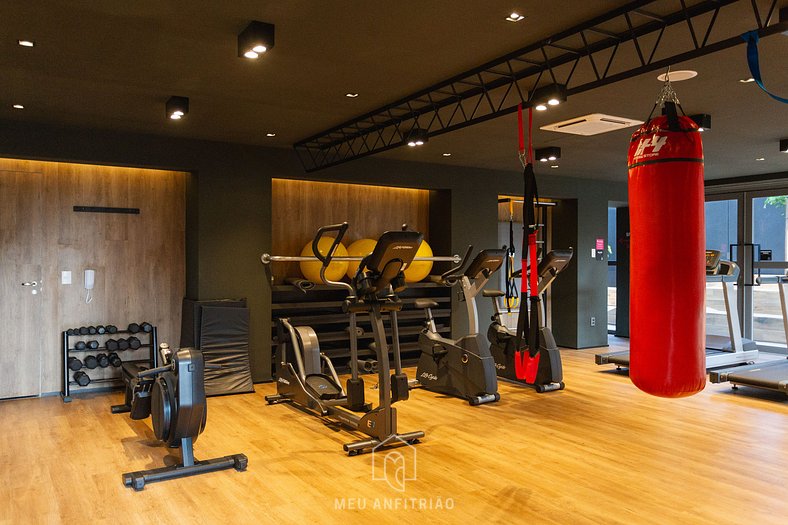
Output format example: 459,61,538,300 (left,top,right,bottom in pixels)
21,281,38,286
